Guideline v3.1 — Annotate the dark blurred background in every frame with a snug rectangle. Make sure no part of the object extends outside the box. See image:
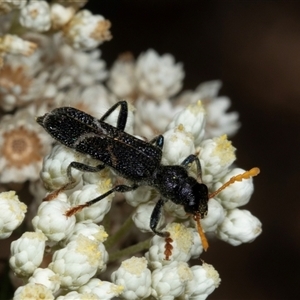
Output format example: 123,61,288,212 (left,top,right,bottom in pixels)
85,1,300,299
